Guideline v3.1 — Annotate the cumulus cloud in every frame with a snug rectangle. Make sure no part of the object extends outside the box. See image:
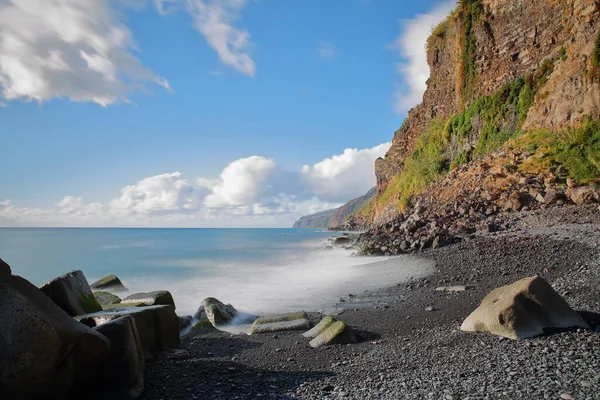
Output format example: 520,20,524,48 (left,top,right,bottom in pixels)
185,0,256,77
301,143,391,202
393,1,456,113
0,0,169,106
316,42,339,61
203,156,276,207
0,142,388,227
